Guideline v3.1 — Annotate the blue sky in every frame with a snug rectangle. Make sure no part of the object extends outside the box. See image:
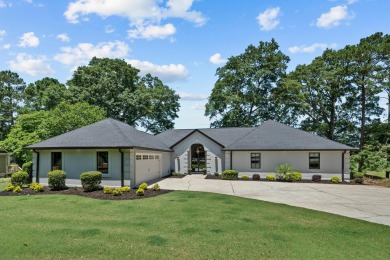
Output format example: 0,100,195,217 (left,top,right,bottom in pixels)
0,0,389,129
